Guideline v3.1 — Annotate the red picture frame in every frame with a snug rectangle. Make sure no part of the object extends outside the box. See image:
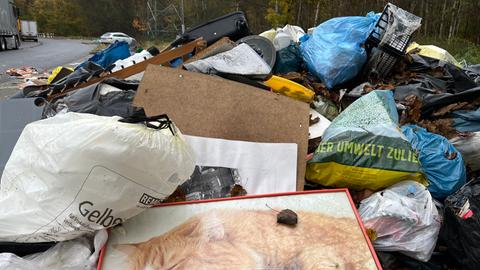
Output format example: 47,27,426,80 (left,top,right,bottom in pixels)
97,188,383,270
